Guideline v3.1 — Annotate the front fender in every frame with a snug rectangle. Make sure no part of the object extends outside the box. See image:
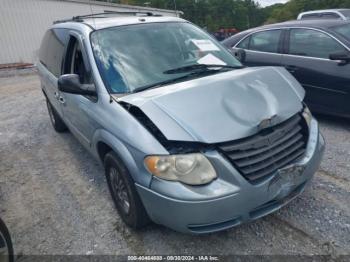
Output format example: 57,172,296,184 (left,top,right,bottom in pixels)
91,129,153,187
